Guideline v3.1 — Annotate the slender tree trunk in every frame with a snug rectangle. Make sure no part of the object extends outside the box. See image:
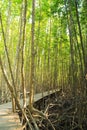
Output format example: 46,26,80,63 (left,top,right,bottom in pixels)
29,0,35,109
82,0,87,95
0,57,21,110
0,12,17,112
75,0,85,66
21,0,27,108
15,2,23,103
